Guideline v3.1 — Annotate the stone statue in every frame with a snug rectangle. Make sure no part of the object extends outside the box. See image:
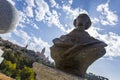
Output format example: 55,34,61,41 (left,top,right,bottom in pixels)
50,13,107,78
73,14,91,30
